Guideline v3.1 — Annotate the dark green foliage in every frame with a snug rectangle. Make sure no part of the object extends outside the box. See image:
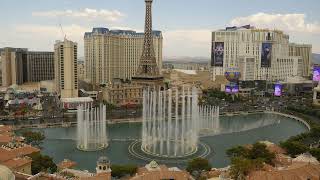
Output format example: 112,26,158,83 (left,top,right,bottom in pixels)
227,142,275,164
30,153,57,175
279,106,320,163
227,142,275,179
201,89,241,105
280,140,309,157
226,145,249,158
186,157,211,174
229,157,264,179
21,131,45,147
111,164,138,178
248,143,275,165
287,105,320,120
